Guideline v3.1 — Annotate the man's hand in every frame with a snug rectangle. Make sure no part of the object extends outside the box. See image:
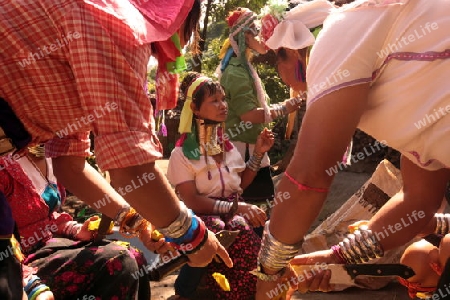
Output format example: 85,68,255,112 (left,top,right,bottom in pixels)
186,230,233,268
